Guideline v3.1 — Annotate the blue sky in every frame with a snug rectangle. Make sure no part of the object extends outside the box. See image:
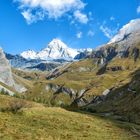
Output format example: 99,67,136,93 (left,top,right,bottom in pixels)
0,0,140,54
